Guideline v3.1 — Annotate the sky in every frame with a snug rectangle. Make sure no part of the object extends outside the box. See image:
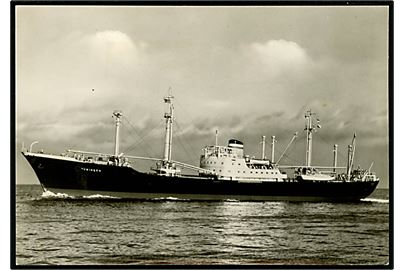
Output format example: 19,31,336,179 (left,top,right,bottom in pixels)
15,5,389,188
